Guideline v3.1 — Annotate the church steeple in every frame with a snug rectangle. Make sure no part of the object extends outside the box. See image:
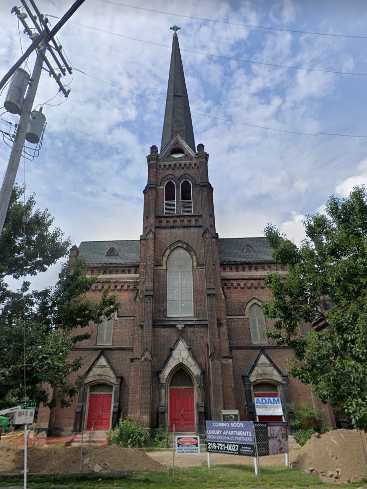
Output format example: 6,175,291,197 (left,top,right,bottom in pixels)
161,28,195,153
